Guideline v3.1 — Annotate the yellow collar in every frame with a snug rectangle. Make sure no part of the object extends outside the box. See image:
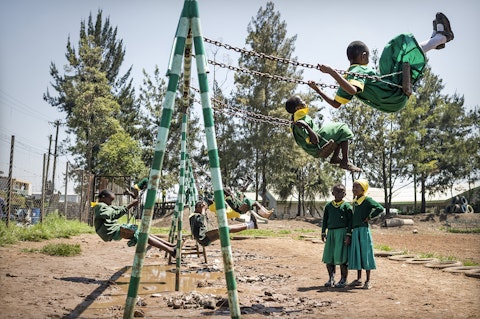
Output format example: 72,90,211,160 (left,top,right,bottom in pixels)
293,107,309,122
332,200,344,208
354,195,366,205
